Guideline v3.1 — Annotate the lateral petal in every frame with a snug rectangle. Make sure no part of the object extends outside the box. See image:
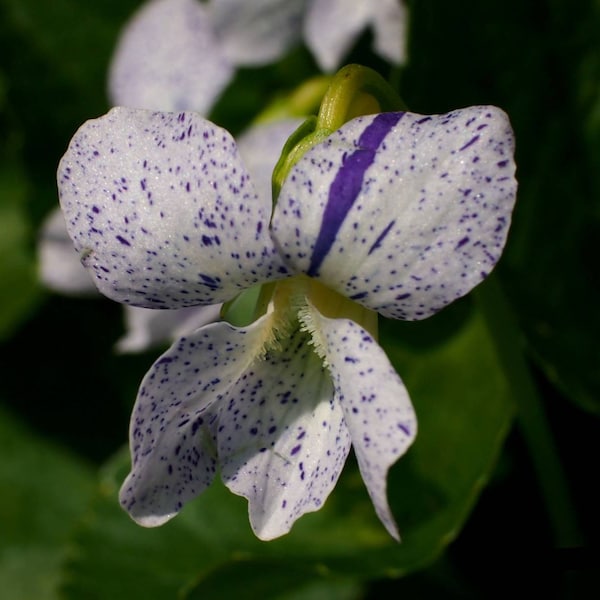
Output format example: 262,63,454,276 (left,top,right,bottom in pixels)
58,107,287,309
108,0,233,112
272,107,517,320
